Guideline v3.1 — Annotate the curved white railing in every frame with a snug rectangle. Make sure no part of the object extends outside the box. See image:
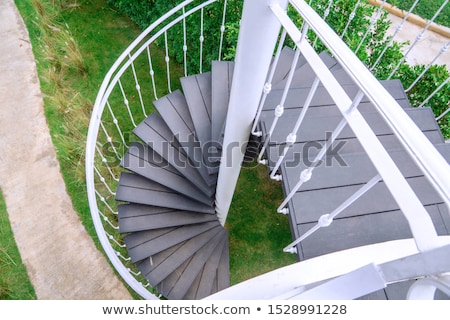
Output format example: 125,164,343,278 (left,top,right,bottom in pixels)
85,0,229,299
